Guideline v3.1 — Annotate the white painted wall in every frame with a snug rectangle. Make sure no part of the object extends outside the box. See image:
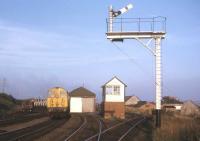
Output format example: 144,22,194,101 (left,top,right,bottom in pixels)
70,97,82,113
175,105,182,110
104,77,125,102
